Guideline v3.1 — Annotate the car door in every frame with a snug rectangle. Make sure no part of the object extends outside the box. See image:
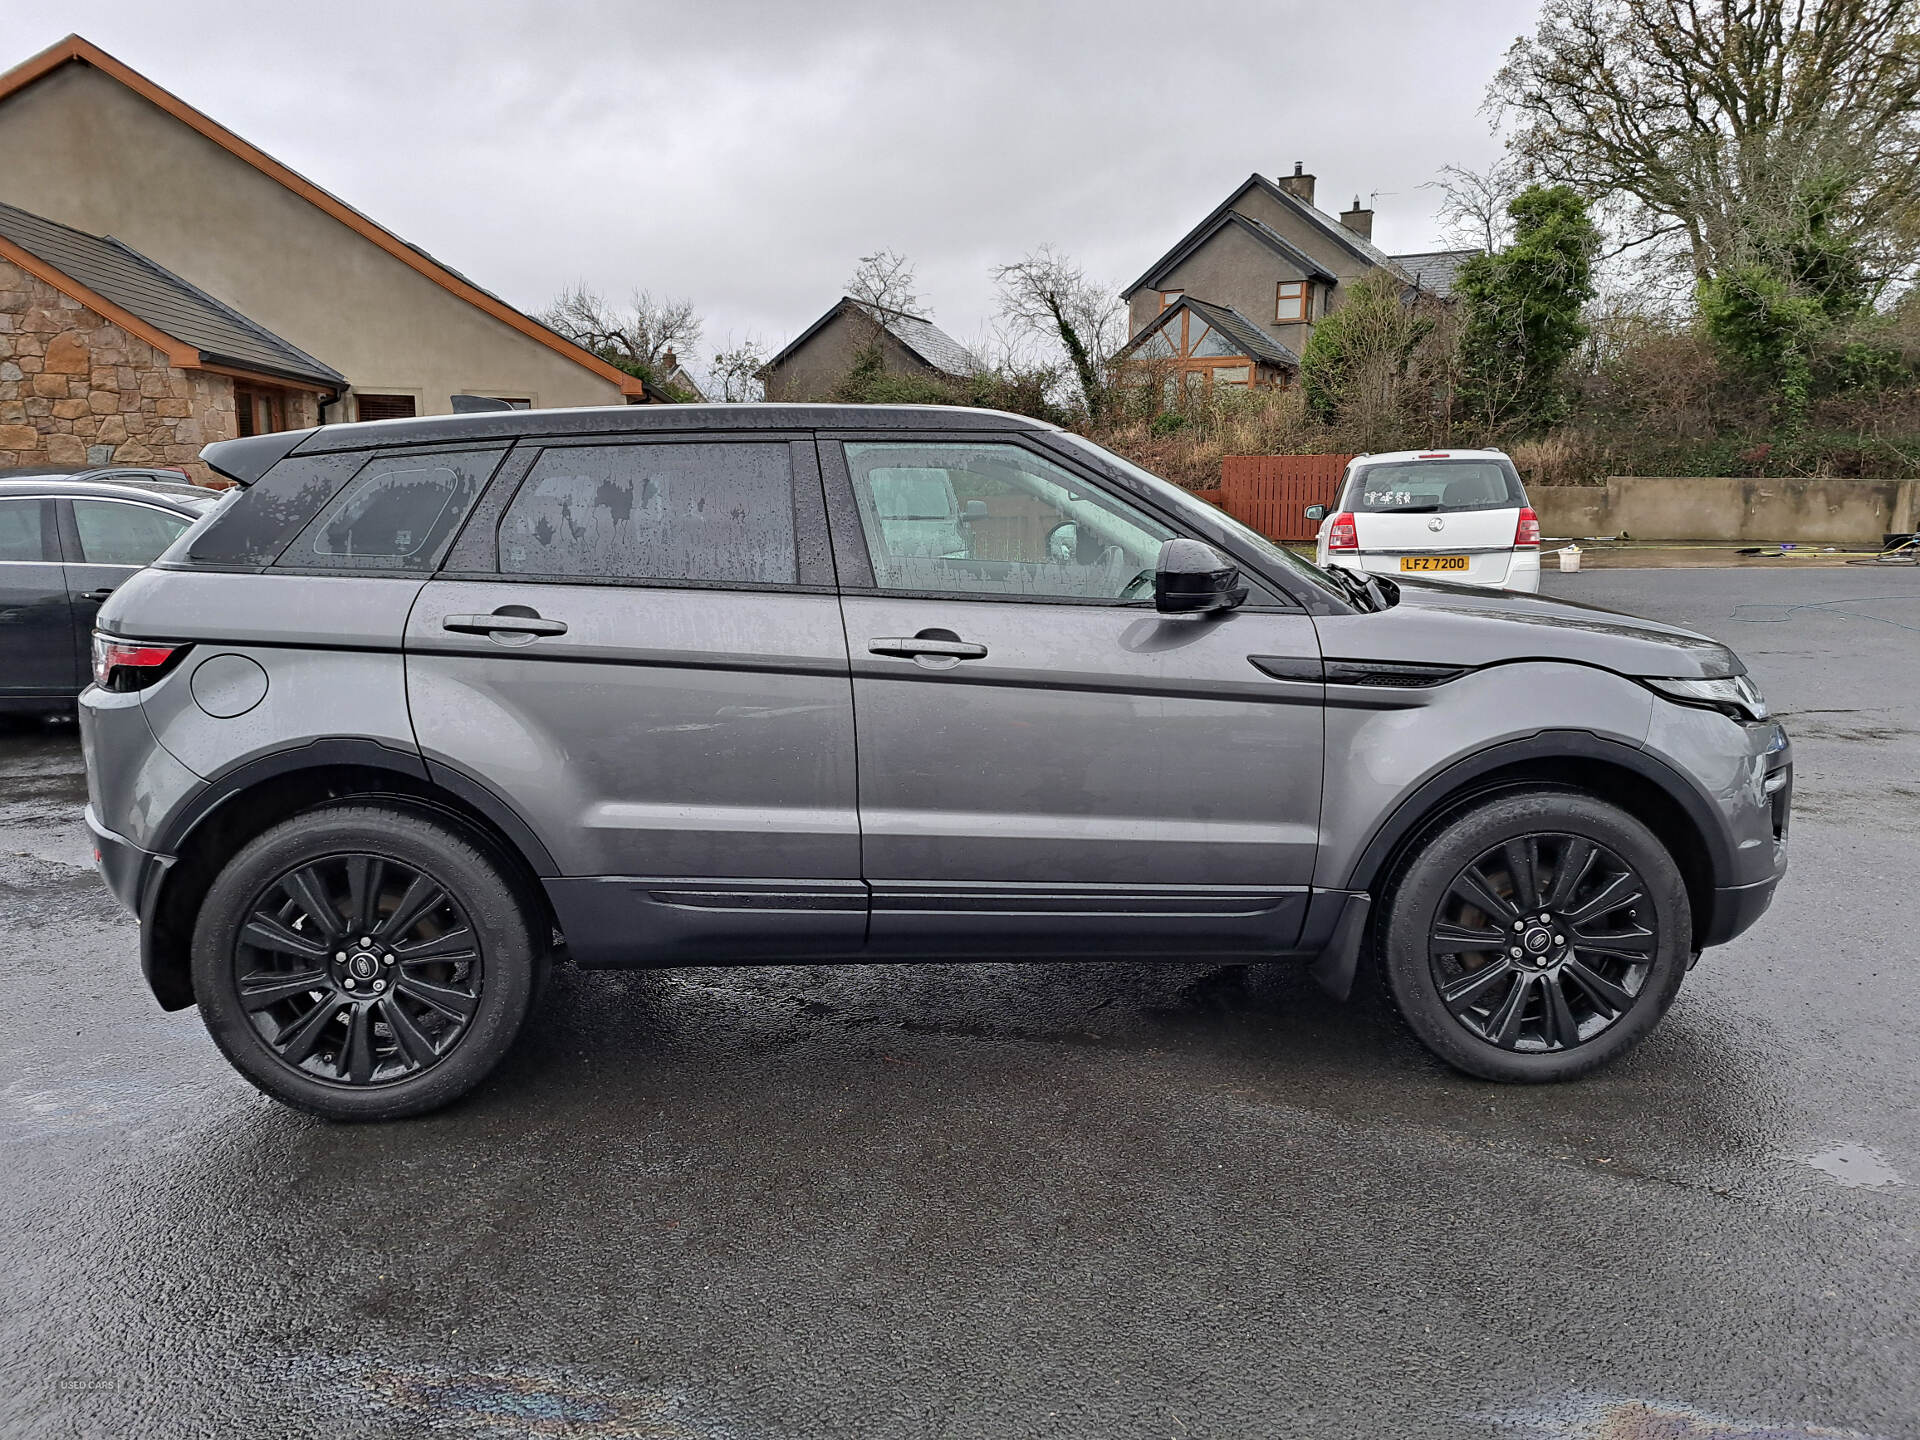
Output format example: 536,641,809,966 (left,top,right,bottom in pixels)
405,435,864,966
61,496,197,666
823,434,1325,956
0,497,76,699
